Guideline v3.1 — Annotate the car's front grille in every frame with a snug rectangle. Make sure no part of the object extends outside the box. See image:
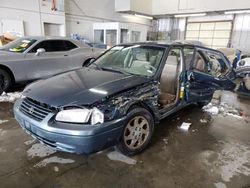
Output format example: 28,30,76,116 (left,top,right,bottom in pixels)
20,98,53,122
